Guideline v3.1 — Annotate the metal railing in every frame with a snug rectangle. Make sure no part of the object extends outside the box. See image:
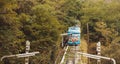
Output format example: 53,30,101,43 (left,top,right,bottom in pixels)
77,52,116,64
